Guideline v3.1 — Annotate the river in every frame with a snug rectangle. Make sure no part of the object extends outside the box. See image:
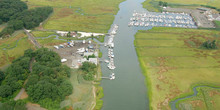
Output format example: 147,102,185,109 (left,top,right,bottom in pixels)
99,0,199,109
100,0,151,109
